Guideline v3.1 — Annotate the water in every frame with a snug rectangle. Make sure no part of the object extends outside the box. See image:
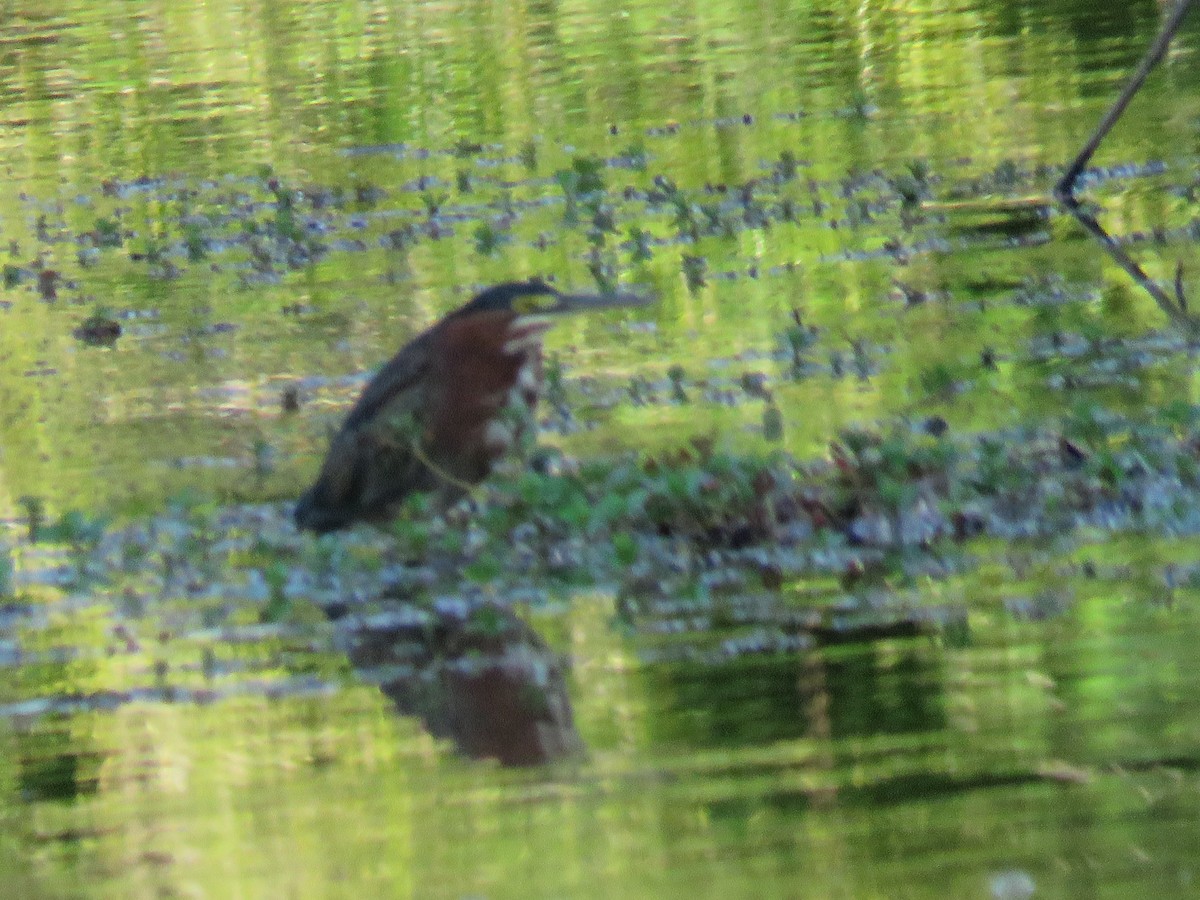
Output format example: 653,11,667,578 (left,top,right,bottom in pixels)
3,0,1200,896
